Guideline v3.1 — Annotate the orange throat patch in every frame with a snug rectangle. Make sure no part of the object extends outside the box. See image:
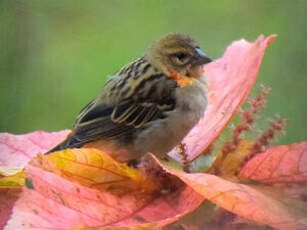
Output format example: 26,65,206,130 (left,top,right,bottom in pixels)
169,72,194,87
